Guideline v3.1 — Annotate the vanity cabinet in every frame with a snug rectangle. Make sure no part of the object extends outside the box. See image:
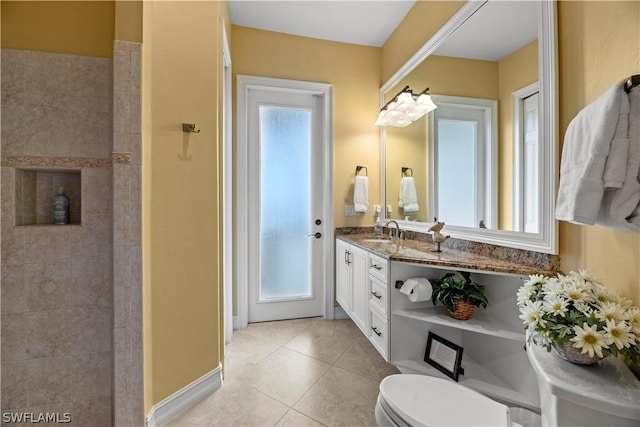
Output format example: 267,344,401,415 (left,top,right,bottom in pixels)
335,239,369,334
